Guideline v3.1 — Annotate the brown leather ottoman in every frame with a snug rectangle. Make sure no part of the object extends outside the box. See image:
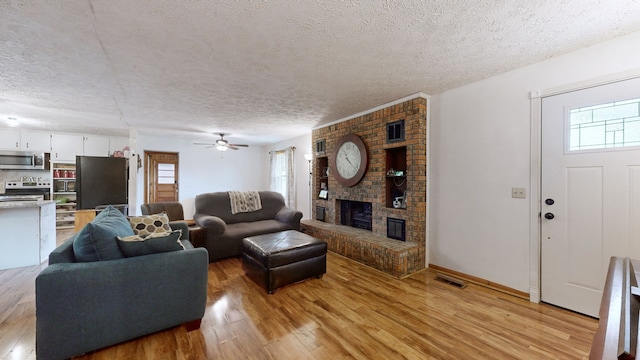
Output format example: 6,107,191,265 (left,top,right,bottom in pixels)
242,230,327,294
